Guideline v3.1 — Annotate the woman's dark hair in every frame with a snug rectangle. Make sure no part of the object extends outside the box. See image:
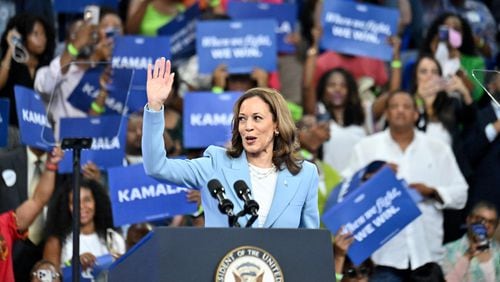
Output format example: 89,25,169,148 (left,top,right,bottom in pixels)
409,54,456,132
316,67,365,126
99,6,120,22
45,178,114,244
420,12,477,56
0,12,55,67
